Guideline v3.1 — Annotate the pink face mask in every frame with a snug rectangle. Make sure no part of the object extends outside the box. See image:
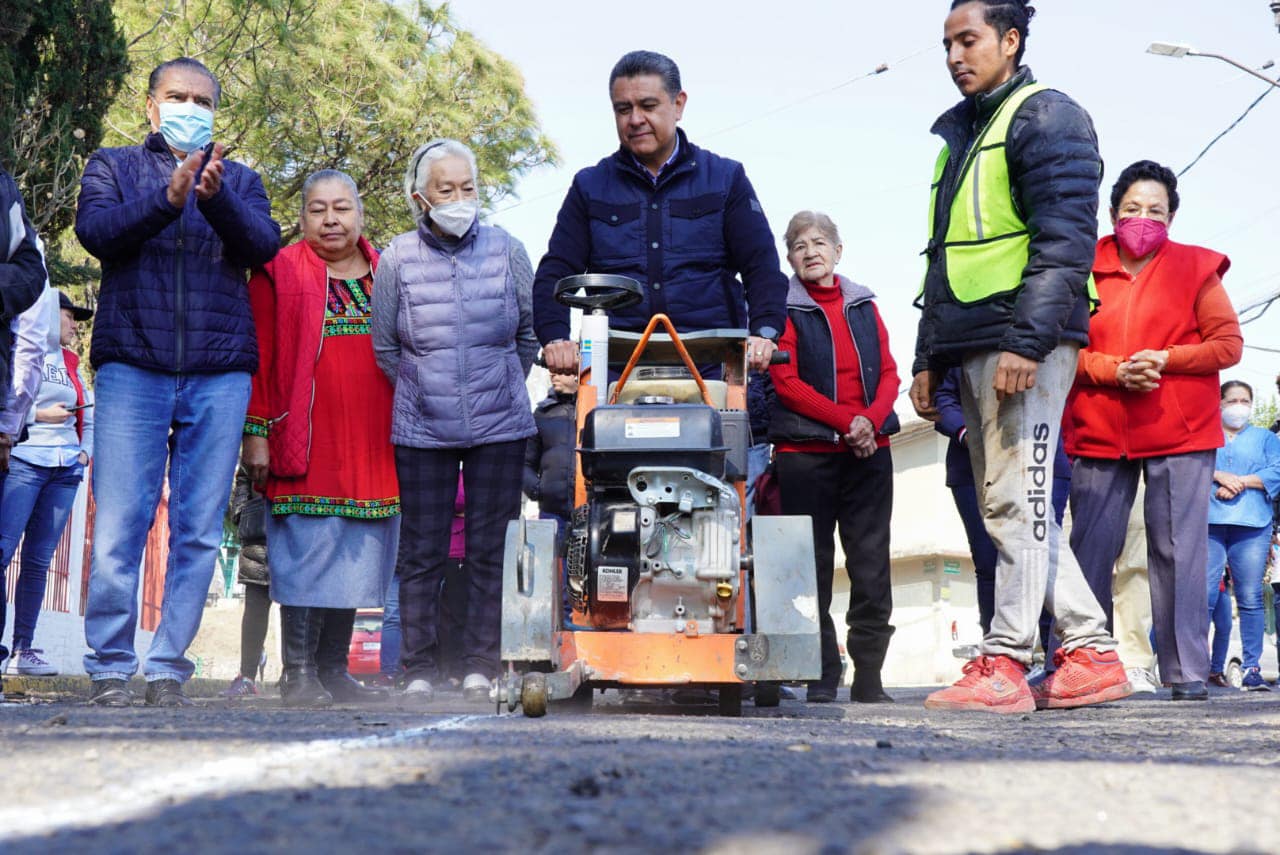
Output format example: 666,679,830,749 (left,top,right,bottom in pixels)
1115,217,1168,259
